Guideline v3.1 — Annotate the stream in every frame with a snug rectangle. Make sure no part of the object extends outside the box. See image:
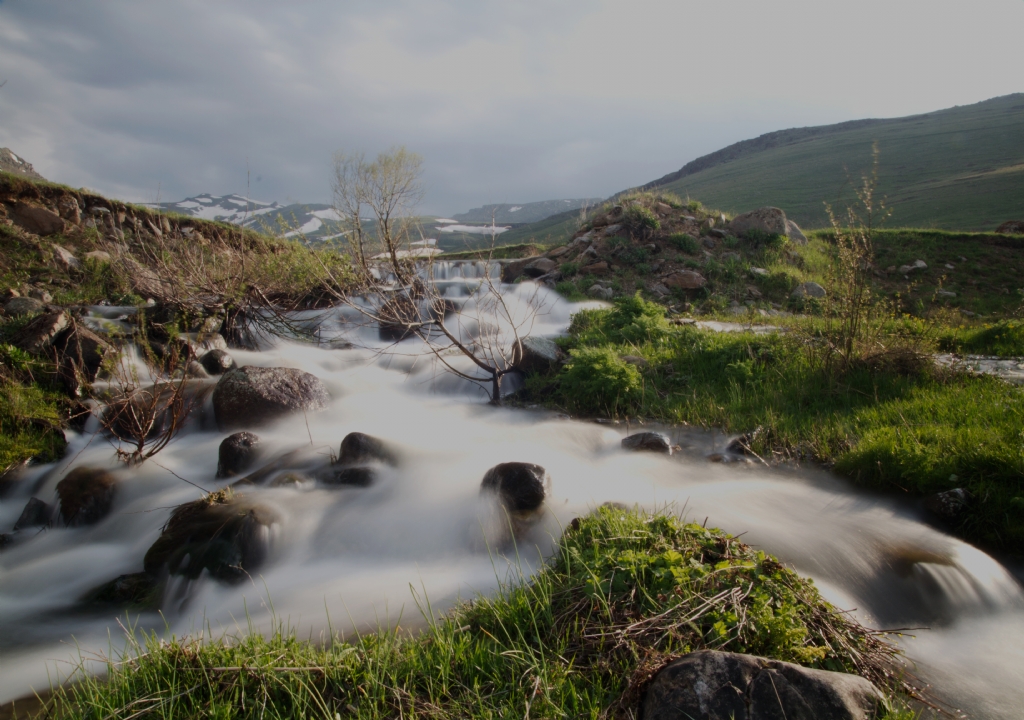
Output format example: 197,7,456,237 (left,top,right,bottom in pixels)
1,265,1022,718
